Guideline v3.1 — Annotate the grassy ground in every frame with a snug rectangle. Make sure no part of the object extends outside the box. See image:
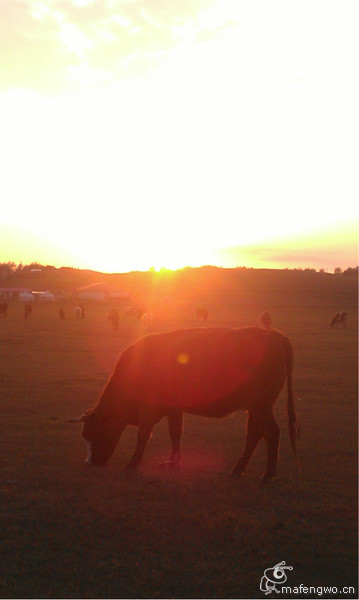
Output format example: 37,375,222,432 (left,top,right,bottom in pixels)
0,275,357,599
